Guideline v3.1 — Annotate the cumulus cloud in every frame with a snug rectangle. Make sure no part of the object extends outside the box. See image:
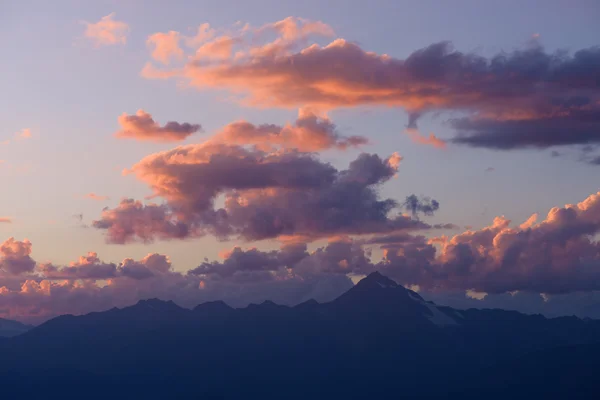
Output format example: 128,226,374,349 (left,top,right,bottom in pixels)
5,191,600,322
93,145,436,243
0,238,36,275
211,109,367,152
377,191,600,294
83,13,129,46
0,239,358,323
115,110,201,142
141,19,600,156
